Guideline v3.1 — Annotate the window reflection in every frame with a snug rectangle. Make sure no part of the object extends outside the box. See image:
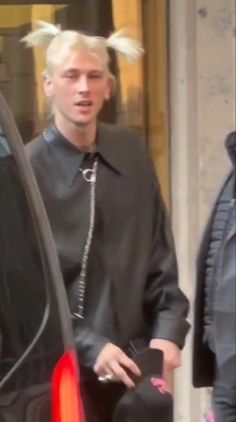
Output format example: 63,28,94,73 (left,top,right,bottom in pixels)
0,124,10,156
0,144,45,386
